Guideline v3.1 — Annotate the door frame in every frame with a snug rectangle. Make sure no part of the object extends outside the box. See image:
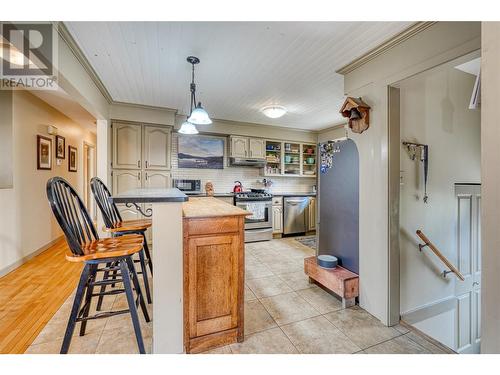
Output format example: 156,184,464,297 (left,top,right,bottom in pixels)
83,141,97,222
